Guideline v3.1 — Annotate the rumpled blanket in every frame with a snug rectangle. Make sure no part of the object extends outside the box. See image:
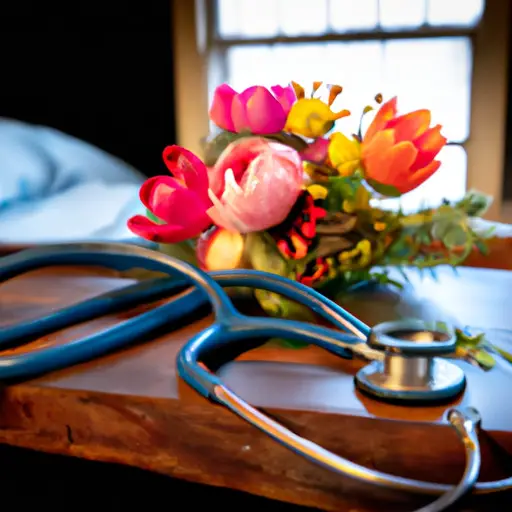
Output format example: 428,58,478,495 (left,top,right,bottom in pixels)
0,118,146,243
